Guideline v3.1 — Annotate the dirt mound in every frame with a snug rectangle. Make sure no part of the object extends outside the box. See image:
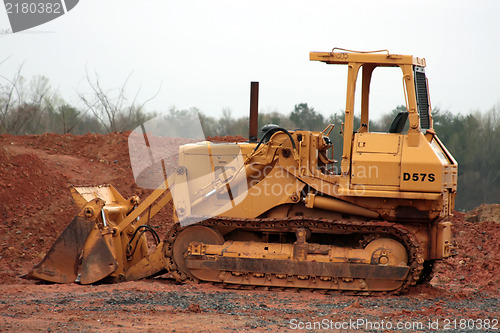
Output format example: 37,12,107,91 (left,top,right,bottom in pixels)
0,132,139,284
207,135,247,143
0,145,72,283
431,210,500,294
465,203,500,223
0,151,67,223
